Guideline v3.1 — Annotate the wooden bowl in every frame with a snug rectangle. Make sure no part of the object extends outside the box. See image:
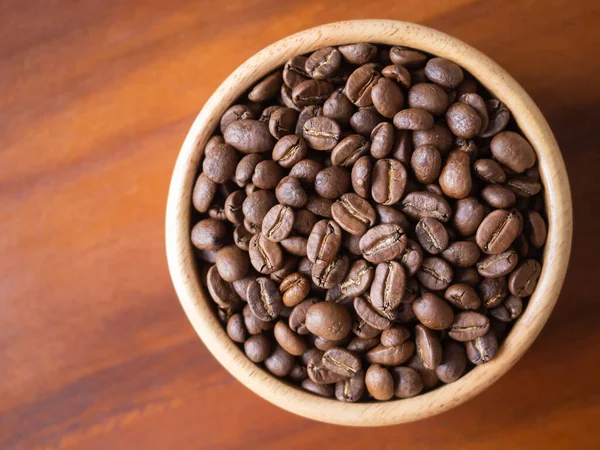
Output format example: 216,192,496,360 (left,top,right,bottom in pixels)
166,20,572,426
